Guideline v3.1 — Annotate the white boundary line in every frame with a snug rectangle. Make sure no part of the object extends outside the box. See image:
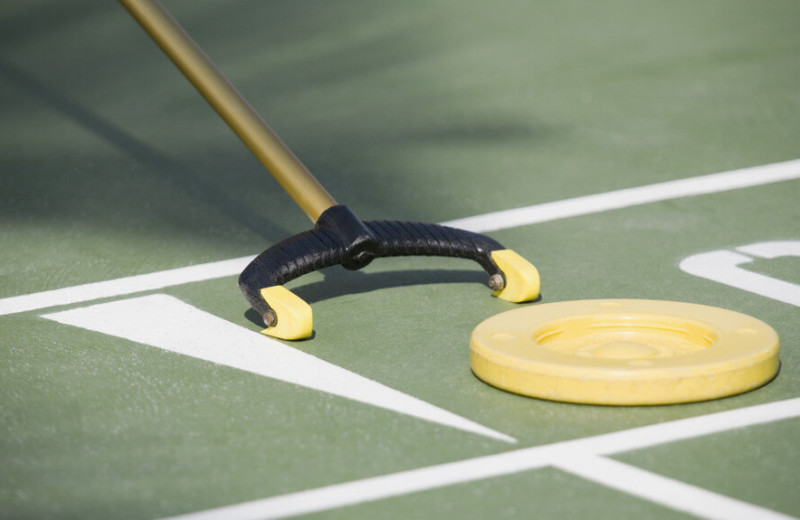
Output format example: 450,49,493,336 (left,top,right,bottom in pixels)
442,158,800,233
163,398,800,520
554,455,796,520
1,158,798,317
0,256,252,317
